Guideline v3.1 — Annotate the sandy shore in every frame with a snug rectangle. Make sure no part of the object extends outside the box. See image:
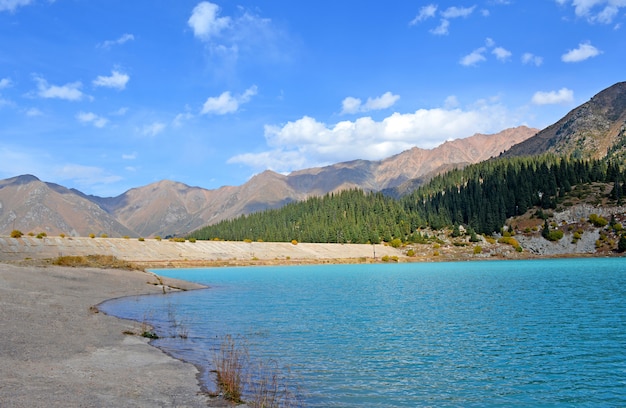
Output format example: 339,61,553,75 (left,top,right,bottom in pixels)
0,263,226,408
